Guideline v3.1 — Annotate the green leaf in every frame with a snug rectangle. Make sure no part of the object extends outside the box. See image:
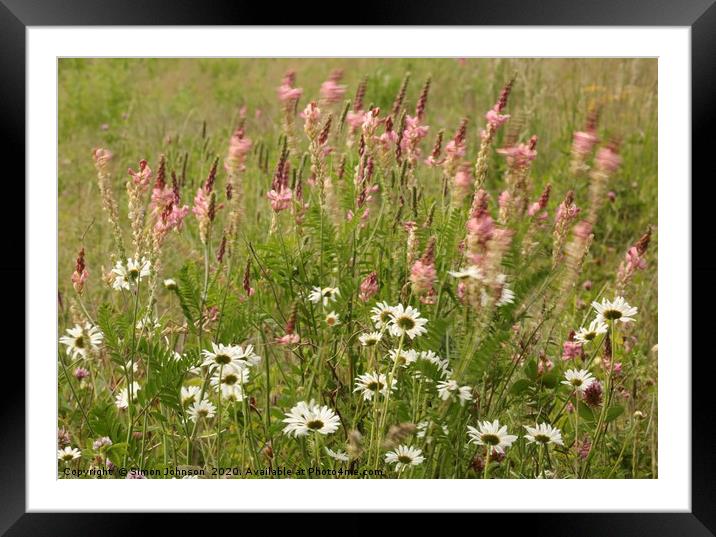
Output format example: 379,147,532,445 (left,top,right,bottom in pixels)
524,359,538,380
605,405,625,423
540,369,559,389
577,403,596,423
510,378,531,395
